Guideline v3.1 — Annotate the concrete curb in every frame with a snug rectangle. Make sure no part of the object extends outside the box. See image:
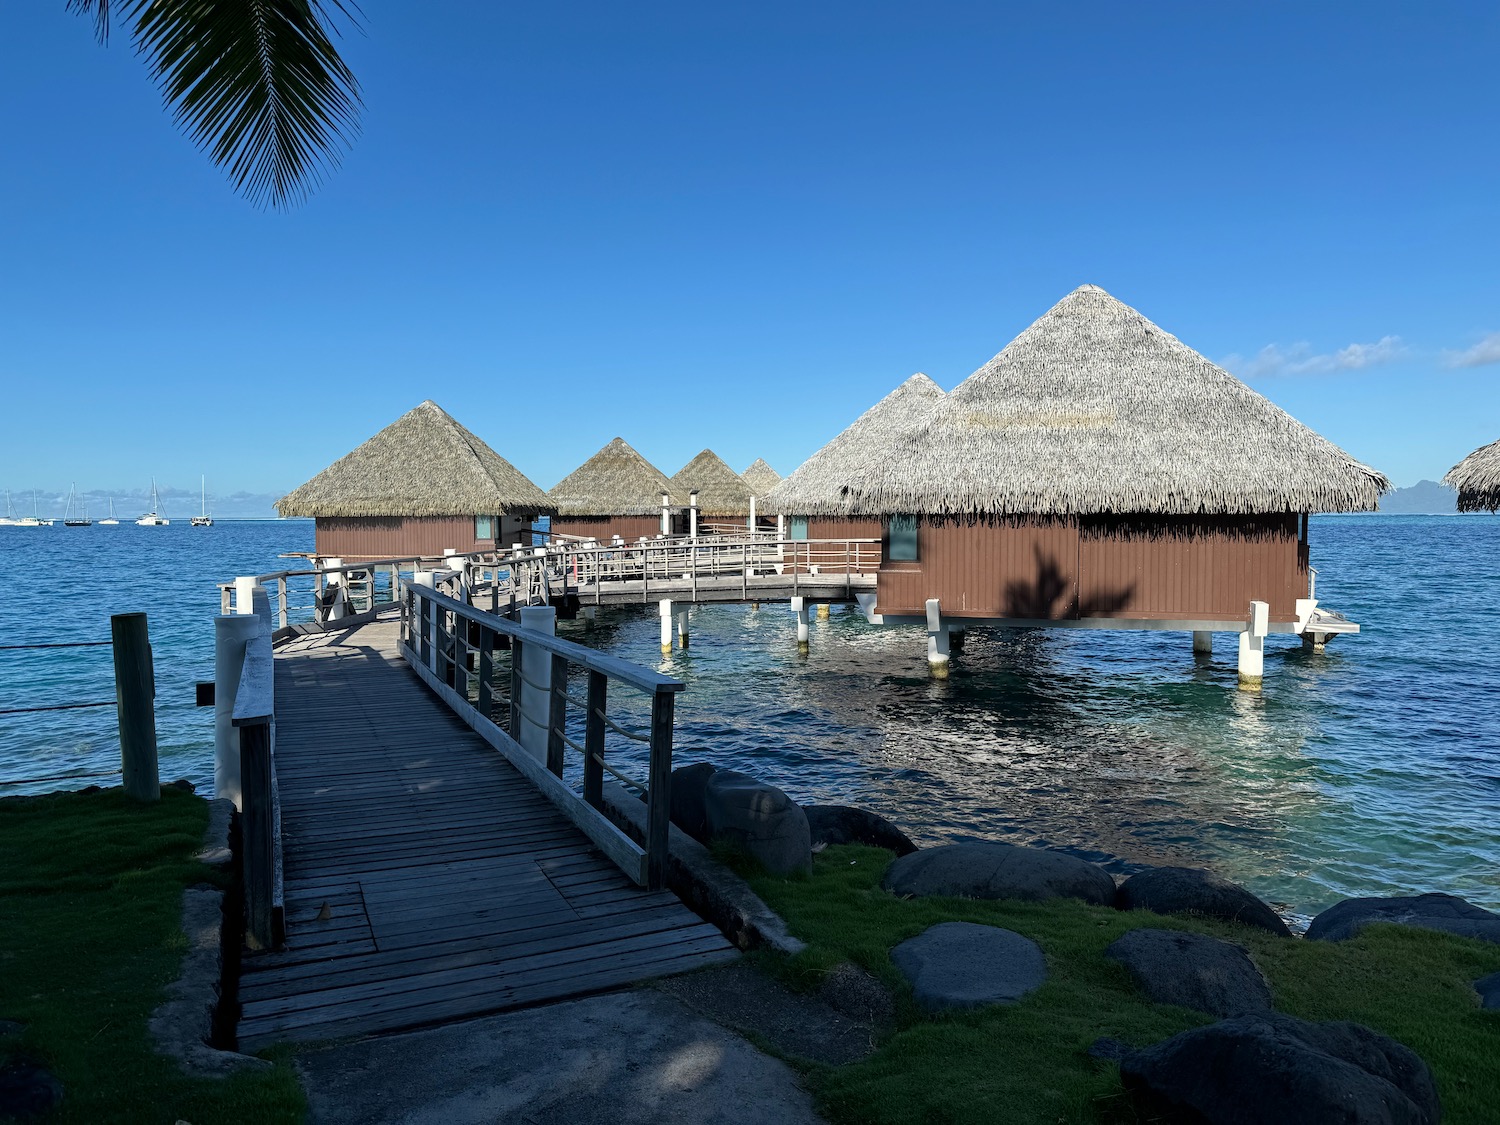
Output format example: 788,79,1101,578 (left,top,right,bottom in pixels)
602,783,807,957
149,798,270,1077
